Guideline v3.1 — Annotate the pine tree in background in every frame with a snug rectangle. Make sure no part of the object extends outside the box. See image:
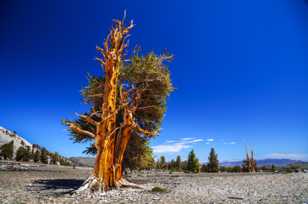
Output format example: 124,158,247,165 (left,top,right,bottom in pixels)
15,146,31,161
271,164,276,172
207,147,219,172
175,155,181,171
157,156,166,169
201,164,208,172
40,148,48,164
0,141,14,160
50,152,60,164
33,150,40,163
169,159,176,170
187,150,200,173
